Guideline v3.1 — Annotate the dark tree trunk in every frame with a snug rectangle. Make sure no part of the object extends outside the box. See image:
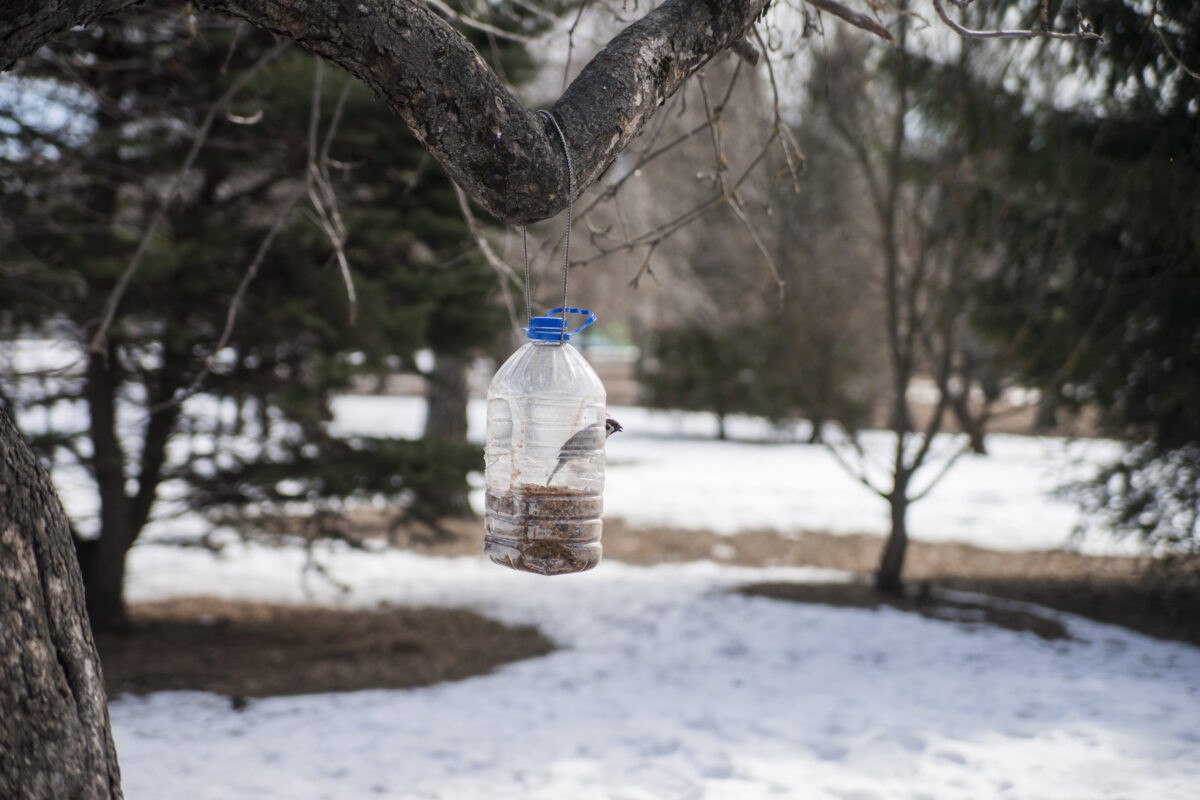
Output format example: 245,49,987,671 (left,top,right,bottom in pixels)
1034,391,1058,432
82,351,134,632
79,351,180,633
950,391,988,456
420,353,473,518
0,406,123,799
876,478,910,597
424,354,469,443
